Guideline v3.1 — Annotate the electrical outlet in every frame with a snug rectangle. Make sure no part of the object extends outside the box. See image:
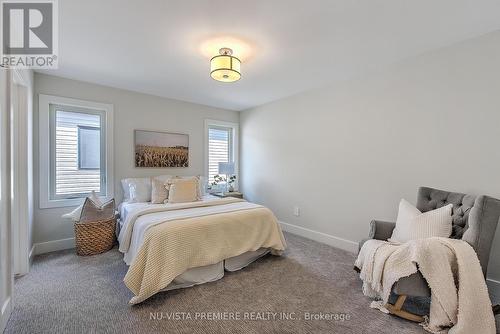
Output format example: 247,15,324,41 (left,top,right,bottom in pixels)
293,206,300,217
